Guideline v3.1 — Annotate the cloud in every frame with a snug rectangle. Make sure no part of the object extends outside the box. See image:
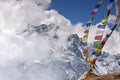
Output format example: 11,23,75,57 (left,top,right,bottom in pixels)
0,0,71,32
